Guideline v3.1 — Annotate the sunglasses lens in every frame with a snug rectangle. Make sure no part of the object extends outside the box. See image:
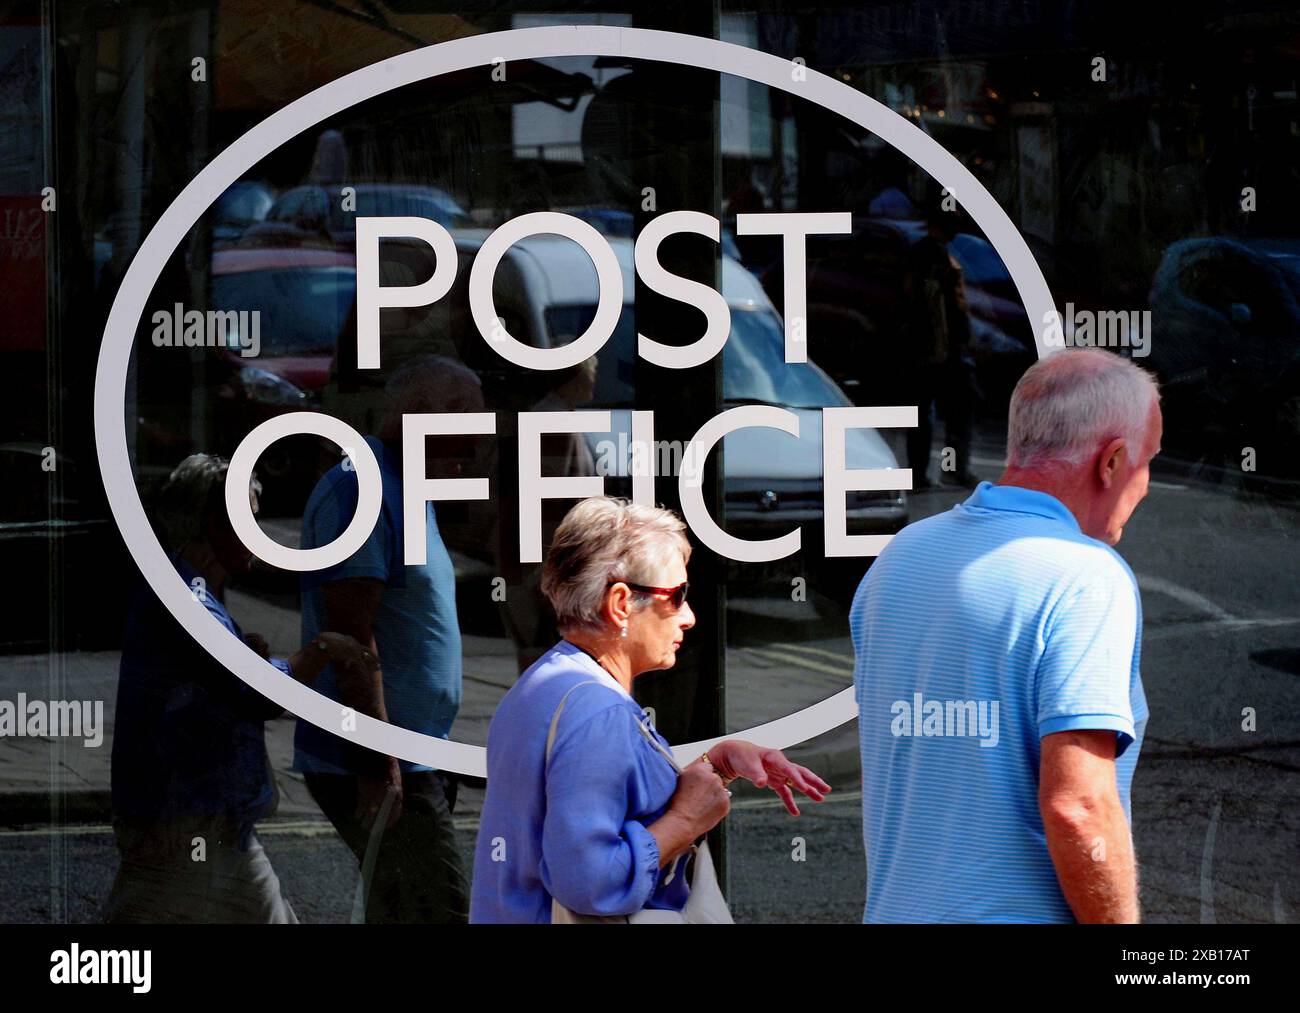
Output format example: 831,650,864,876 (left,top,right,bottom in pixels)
673,583,689,609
